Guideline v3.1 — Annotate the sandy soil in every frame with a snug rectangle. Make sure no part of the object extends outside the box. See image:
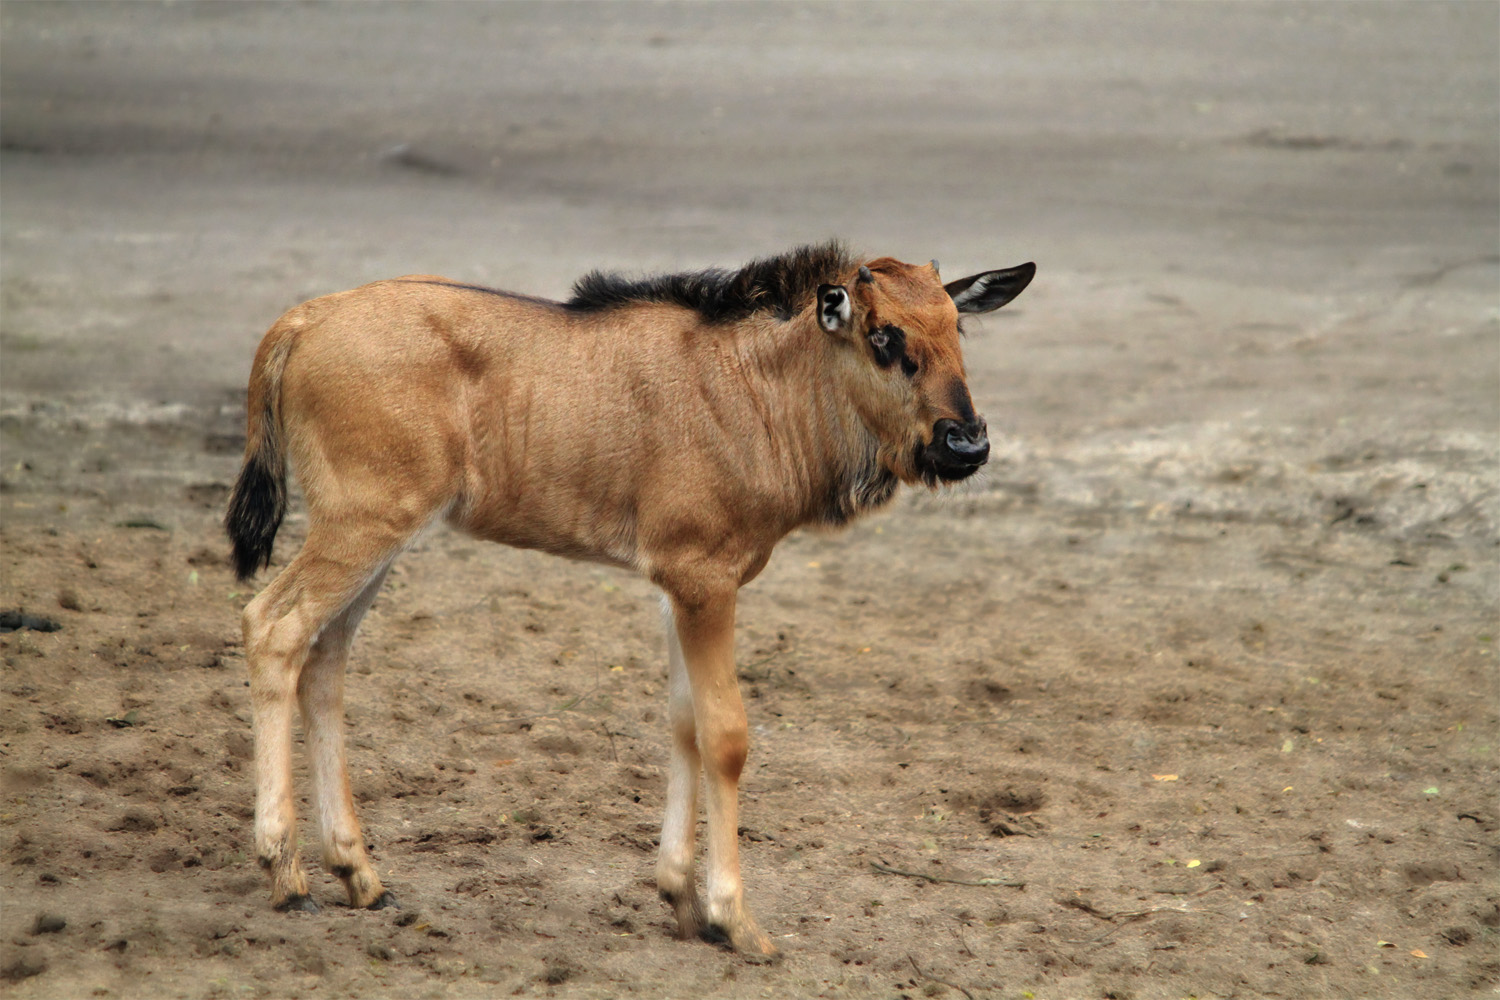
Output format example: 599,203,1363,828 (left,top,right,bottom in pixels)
1,3,1496,998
